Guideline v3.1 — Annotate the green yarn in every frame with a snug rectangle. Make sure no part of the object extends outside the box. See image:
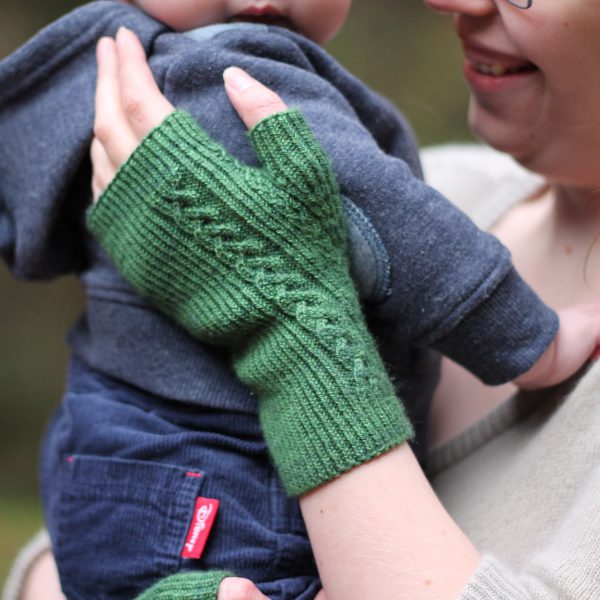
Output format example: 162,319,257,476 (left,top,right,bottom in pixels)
135,570,233,600
88,109,413,496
